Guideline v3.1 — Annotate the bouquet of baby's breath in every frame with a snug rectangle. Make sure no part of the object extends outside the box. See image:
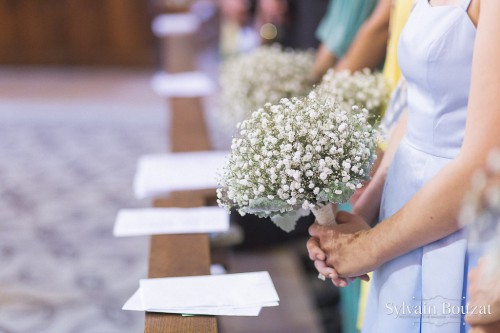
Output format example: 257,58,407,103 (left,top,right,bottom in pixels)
315,68,390,123
218,45,314,133
217,91,379,232
460,150,500,275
